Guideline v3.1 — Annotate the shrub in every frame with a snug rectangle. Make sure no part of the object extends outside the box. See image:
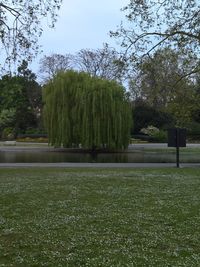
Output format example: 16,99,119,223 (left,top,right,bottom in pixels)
132,103,174,134
1,127,15,140
185,121,200,141
141,125,167,142
141,125,159,136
